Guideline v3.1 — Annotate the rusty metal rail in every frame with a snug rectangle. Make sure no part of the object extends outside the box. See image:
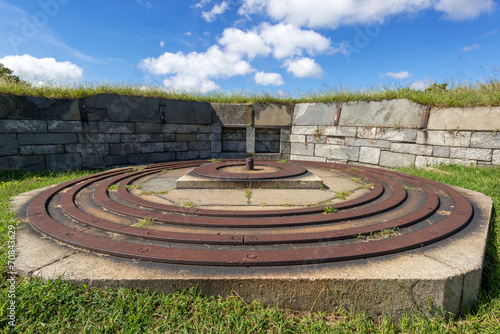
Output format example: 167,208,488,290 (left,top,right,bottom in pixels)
27,160,473,267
